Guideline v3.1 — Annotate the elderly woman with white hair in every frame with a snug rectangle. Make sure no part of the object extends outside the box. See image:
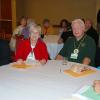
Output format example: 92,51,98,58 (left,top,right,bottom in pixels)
56,19,96,66
15,25,48,65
